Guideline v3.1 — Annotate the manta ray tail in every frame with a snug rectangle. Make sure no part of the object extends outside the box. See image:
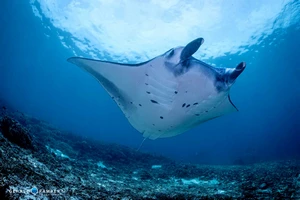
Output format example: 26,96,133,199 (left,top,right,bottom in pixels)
136,137,147,151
